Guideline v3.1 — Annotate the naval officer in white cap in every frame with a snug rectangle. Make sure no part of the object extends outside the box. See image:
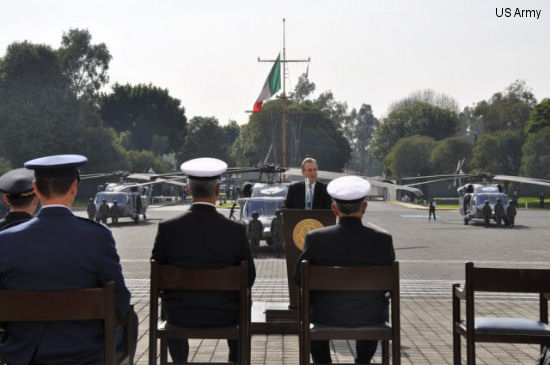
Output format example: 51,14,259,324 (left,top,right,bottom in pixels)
152,157,256,363
293,175,395,364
